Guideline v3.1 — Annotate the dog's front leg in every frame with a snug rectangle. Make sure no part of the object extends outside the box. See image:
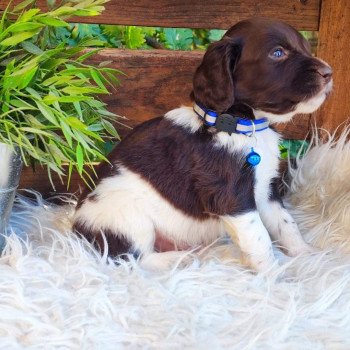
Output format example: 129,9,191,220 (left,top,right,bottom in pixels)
258,182,314,257
222,211,276,272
